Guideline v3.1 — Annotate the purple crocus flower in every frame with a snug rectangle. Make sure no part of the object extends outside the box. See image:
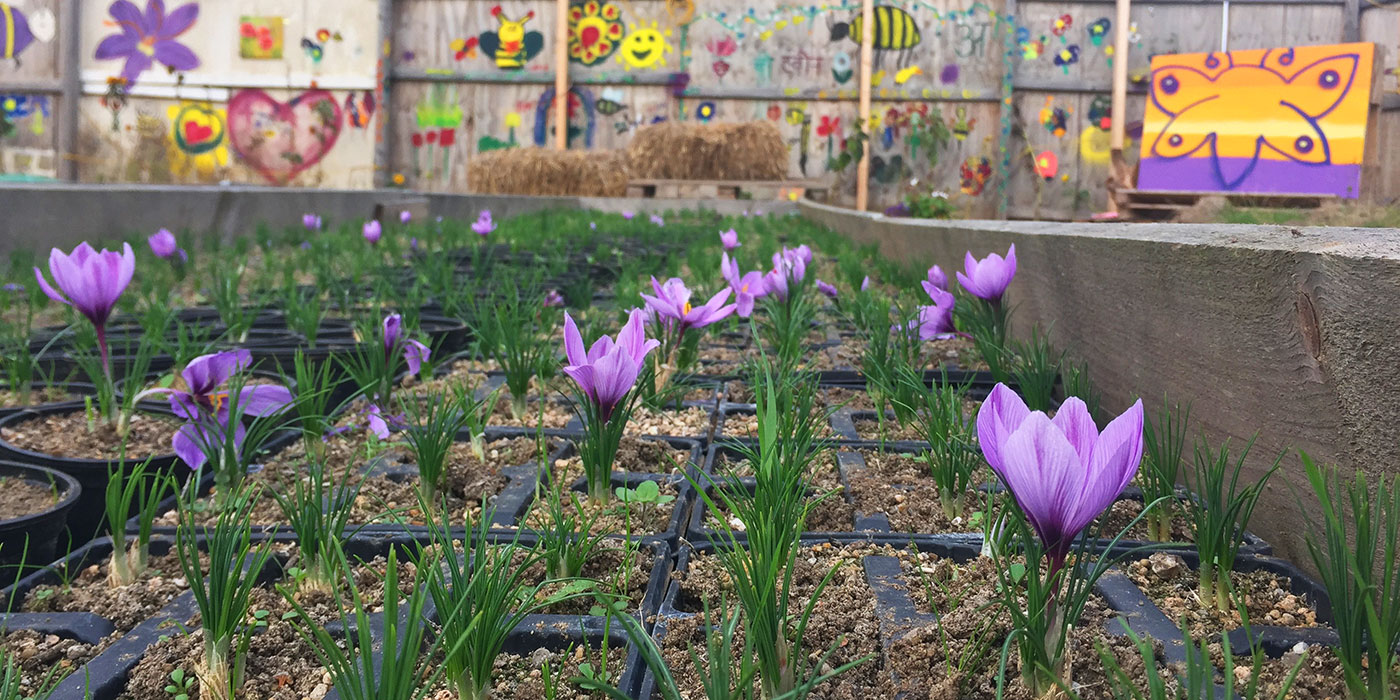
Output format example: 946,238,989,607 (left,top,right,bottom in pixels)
641,277,736,332
363,220,382,244
719,229,740,251
896,288,957,340
793,244,813,265
300,241,312,250
957,245,1017,304
94,0,201,87
157,350,293,470
303,213,321,231
721,252,766,318
472,210,496,236
816,279,838,299
400,210,412,224
543,289,565,308
383,313,430,376
34,243,135,377
589,221,597,231
622,211,635,220
861,276,871,292
978,384,1144,574
148,229,177,259
409,237,419,252
2,283,23,293
650,214,665,227
562,308,659,421
926,264,948,292
365,403,391,440
763,247,807,302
